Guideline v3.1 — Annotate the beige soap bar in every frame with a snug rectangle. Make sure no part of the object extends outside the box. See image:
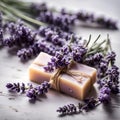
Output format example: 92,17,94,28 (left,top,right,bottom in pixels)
29,52,97,100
